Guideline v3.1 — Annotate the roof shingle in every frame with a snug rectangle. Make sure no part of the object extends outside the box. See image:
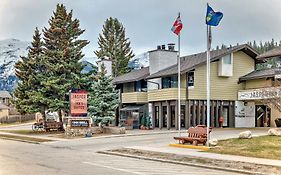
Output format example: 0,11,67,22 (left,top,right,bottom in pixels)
113,67,149,84
256,46,281,59
147,44,259,79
